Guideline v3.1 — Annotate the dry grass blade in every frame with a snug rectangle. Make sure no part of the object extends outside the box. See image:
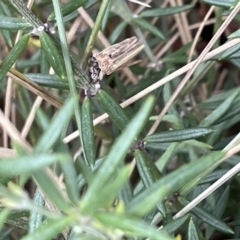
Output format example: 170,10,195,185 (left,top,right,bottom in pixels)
6,67,63,109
